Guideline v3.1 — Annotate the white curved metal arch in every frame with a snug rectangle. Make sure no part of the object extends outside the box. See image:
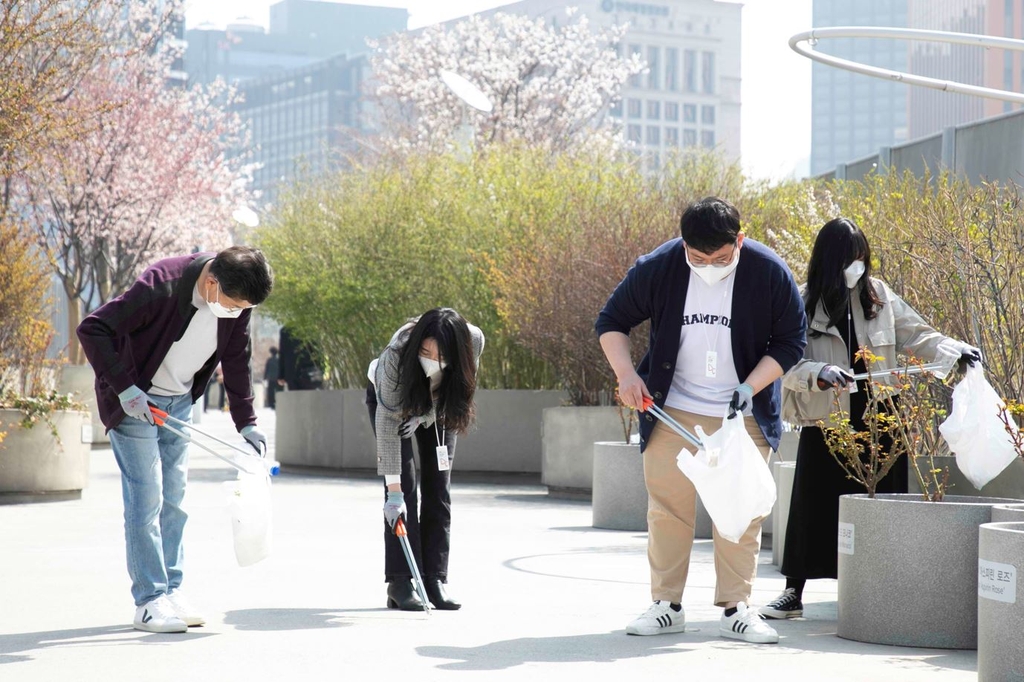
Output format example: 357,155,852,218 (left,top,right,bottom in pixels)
790,26,1024,104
